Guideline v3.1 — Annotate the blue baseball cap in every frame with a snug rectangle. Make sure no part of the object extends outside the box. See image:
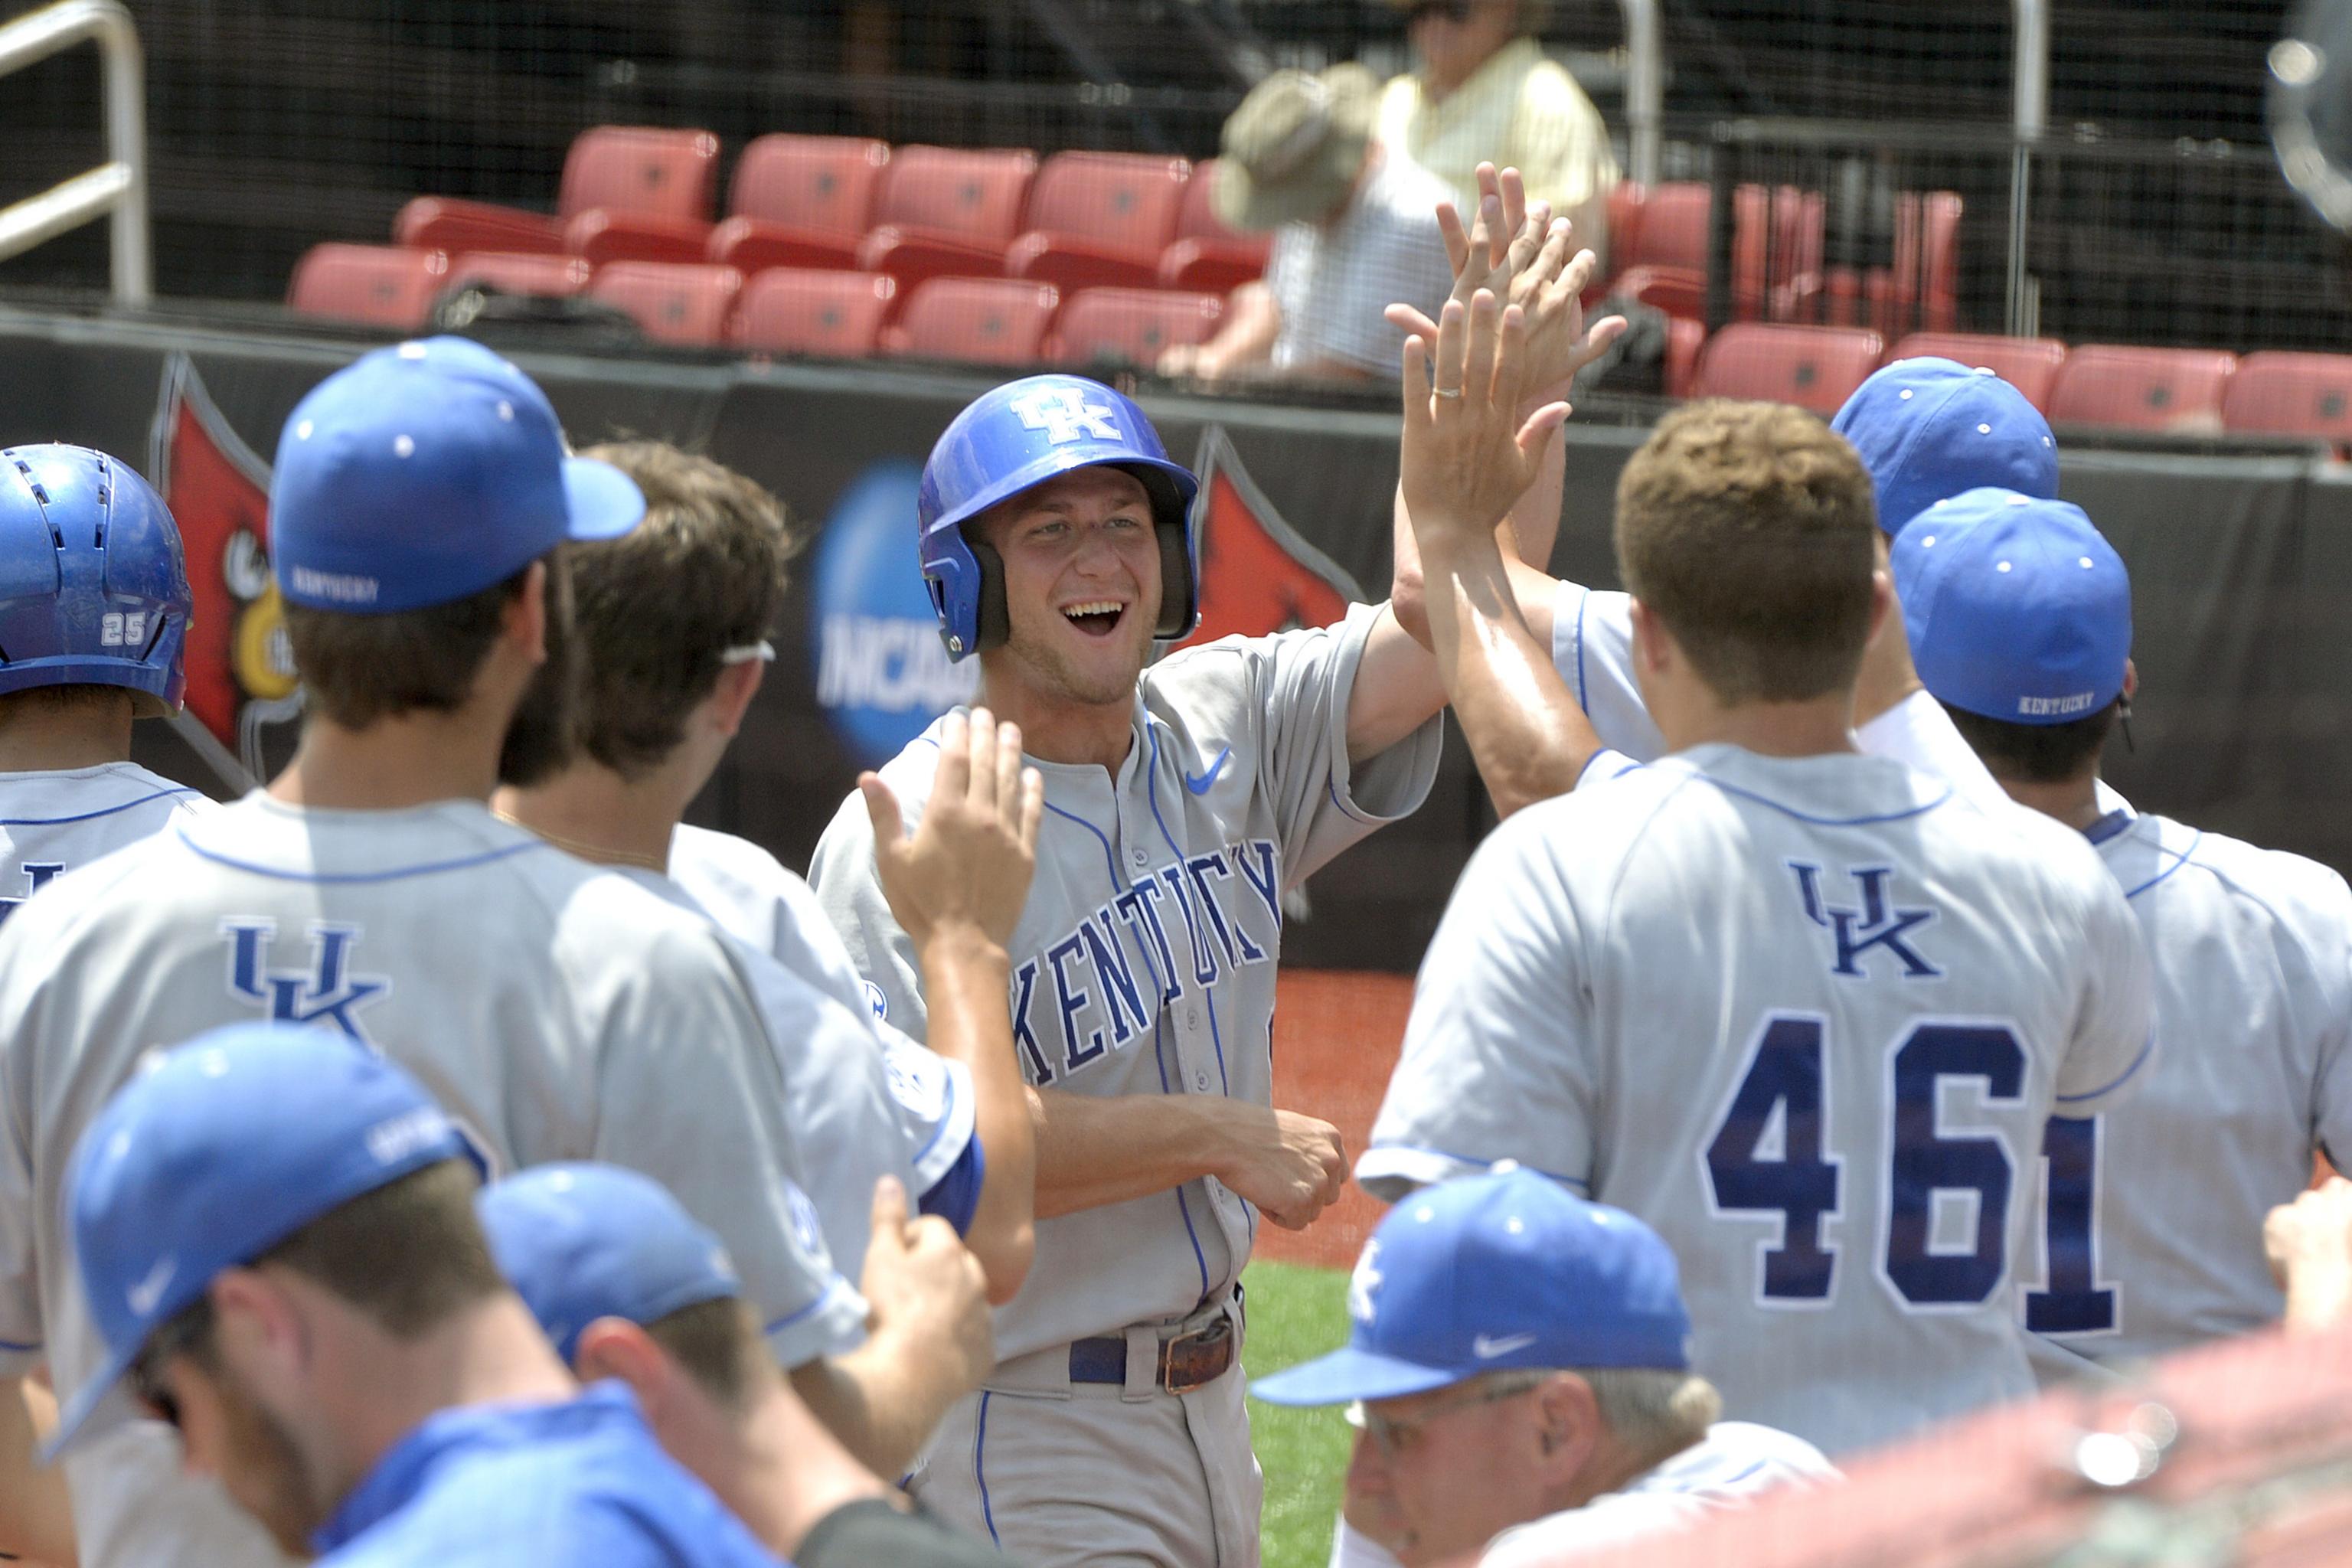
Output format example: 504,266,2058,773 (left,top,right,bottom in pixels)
1832,358,2060,536
1893,487,2132,724
1250,1168,1690,1407
52,1023,483,1460
270,335,645,613
478,1164,741,1363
